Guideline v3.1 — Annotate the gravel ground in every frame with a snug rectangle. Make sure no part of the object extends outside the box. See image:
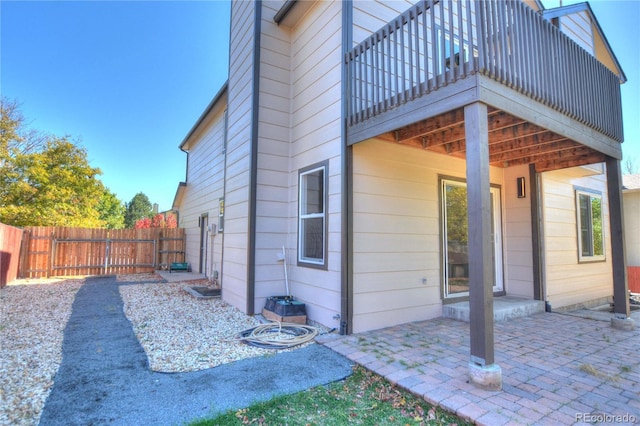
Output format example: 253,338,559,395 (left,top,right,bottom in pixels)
0,278,84,426
1,274,321,425
119,279,293,373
